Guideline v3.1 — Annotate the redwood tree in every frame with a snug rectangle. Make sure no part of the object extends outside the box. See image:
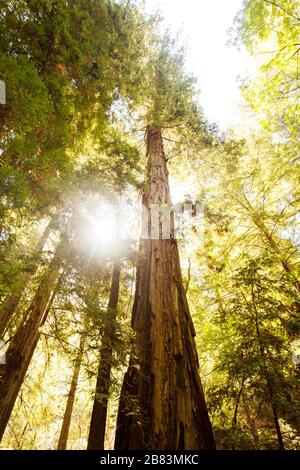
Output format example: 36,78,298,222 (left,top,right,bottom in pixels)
114,123,215,449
